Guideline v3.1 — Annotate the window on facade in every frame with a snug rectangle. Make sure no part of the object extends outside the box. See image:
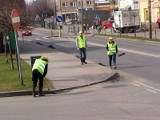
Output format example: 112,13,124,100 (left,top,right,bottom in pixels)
62,2,68,7
86,0,91,5
144,8,149,22
70,2,76,7
78,1,83,6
